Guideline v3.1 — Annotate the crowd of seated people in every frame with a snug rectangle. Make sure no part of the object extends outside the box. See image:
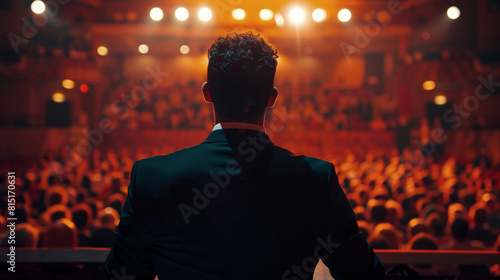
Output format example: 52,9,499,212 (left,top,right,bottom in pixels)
0,144,499,276
102,81,401,131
